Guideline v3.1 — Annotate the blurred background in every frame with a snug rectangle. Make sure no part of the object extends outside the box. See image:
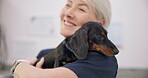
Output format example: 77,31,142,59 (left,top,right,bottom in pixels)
0,0,148,78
